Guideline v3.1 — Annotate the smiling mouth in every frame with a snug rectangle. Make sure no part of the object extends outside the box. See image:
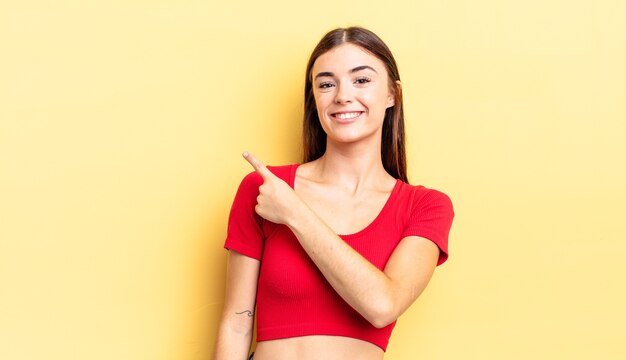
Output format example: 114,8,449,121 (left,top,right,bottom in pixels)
331,111,363,121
